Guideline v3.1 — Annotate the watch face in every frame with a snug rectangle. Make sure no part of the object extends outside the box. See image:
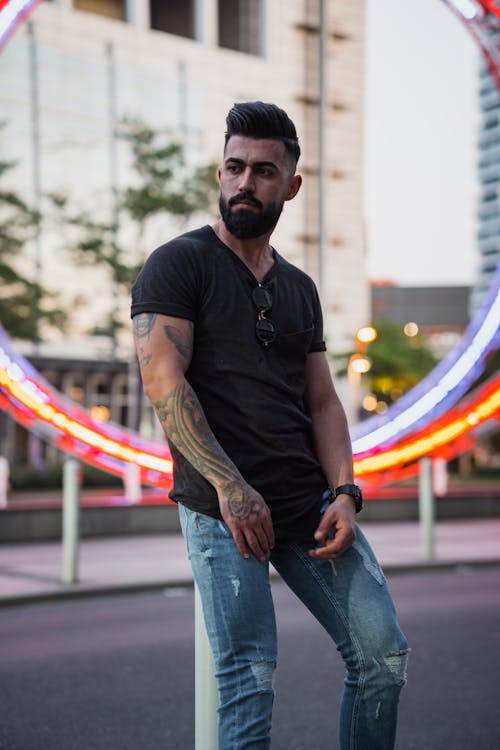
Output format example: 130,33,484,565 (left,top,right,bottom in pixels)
336,484,361,499
334,484,362,512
